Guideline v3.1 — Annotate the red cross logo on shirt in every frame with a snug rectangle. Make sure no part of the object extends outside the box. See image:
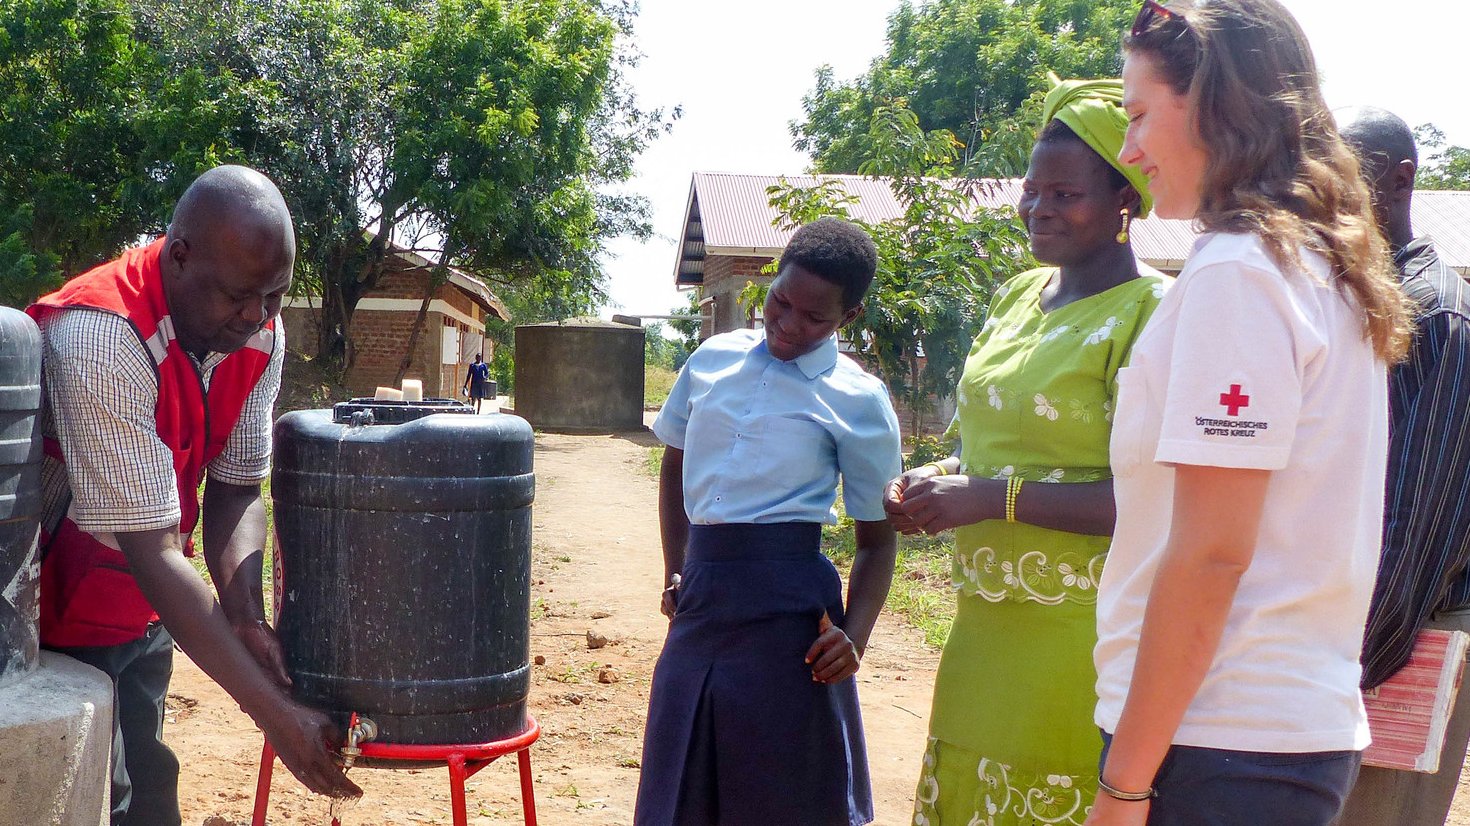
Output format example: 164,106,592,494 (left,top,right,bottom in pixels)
1219,384,1251,417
